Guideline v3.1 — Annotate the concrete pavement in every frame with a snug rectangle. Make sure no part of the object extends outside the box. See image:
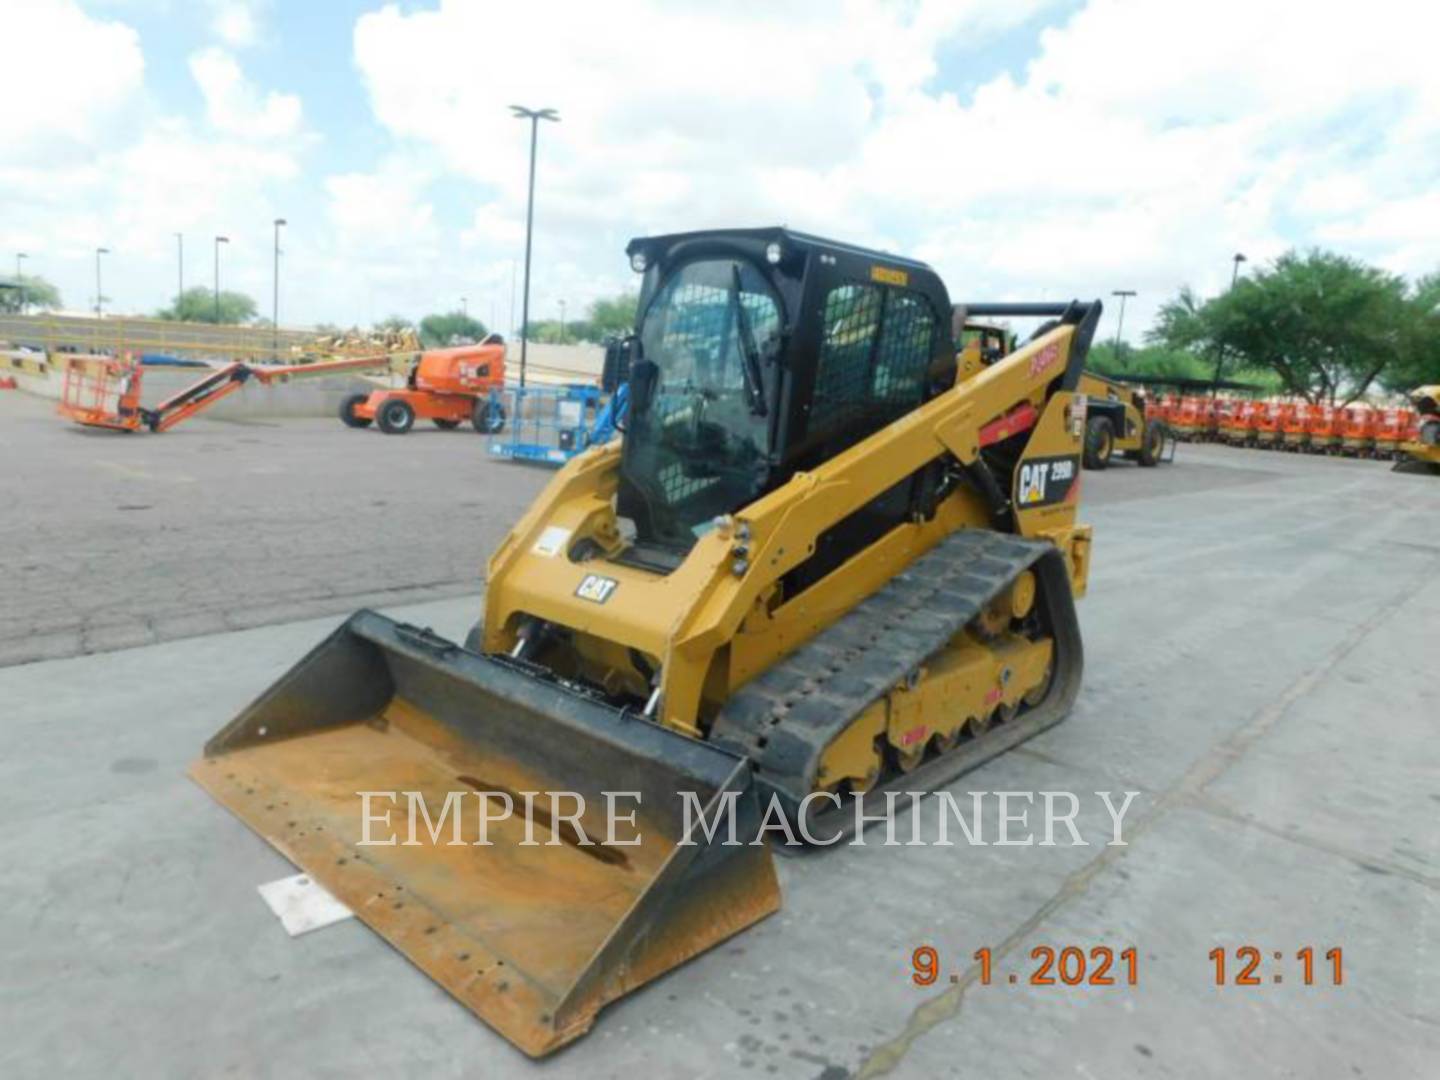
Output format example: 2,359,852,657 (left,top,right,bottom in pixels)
1,435,1438,1078
0,390,547,666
